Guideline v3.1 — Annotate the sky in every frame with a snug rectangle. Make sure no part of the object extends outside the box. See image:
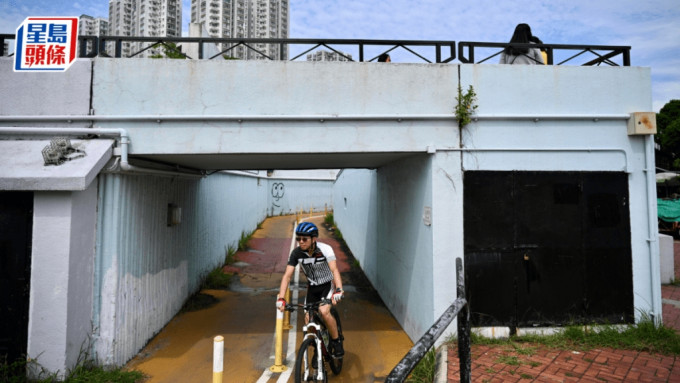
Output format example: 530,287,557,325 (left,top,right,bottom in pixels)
1,0,678,111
